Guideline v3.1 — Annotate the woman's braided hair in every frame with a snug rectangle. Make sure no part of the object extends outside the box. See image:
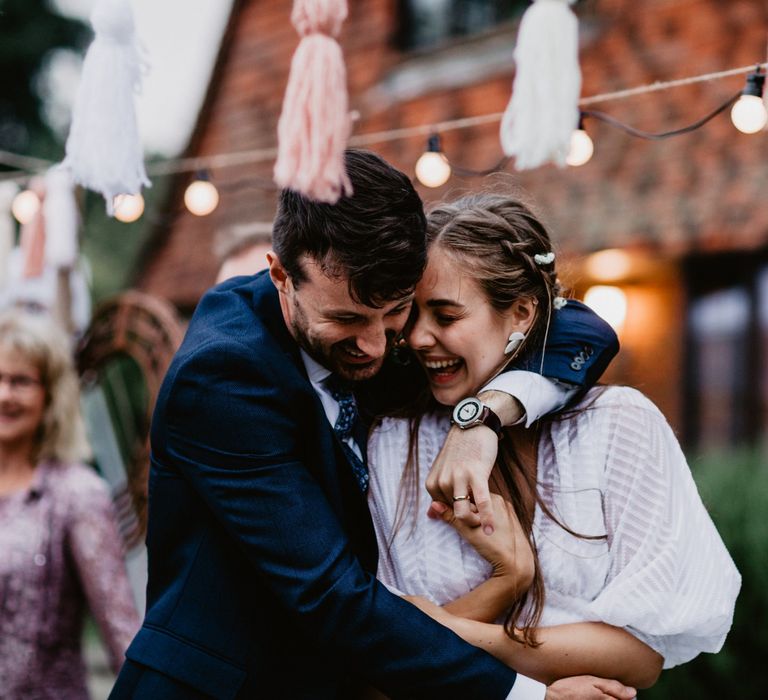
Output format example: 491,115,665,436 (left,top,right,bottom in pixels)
426,193,561,362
